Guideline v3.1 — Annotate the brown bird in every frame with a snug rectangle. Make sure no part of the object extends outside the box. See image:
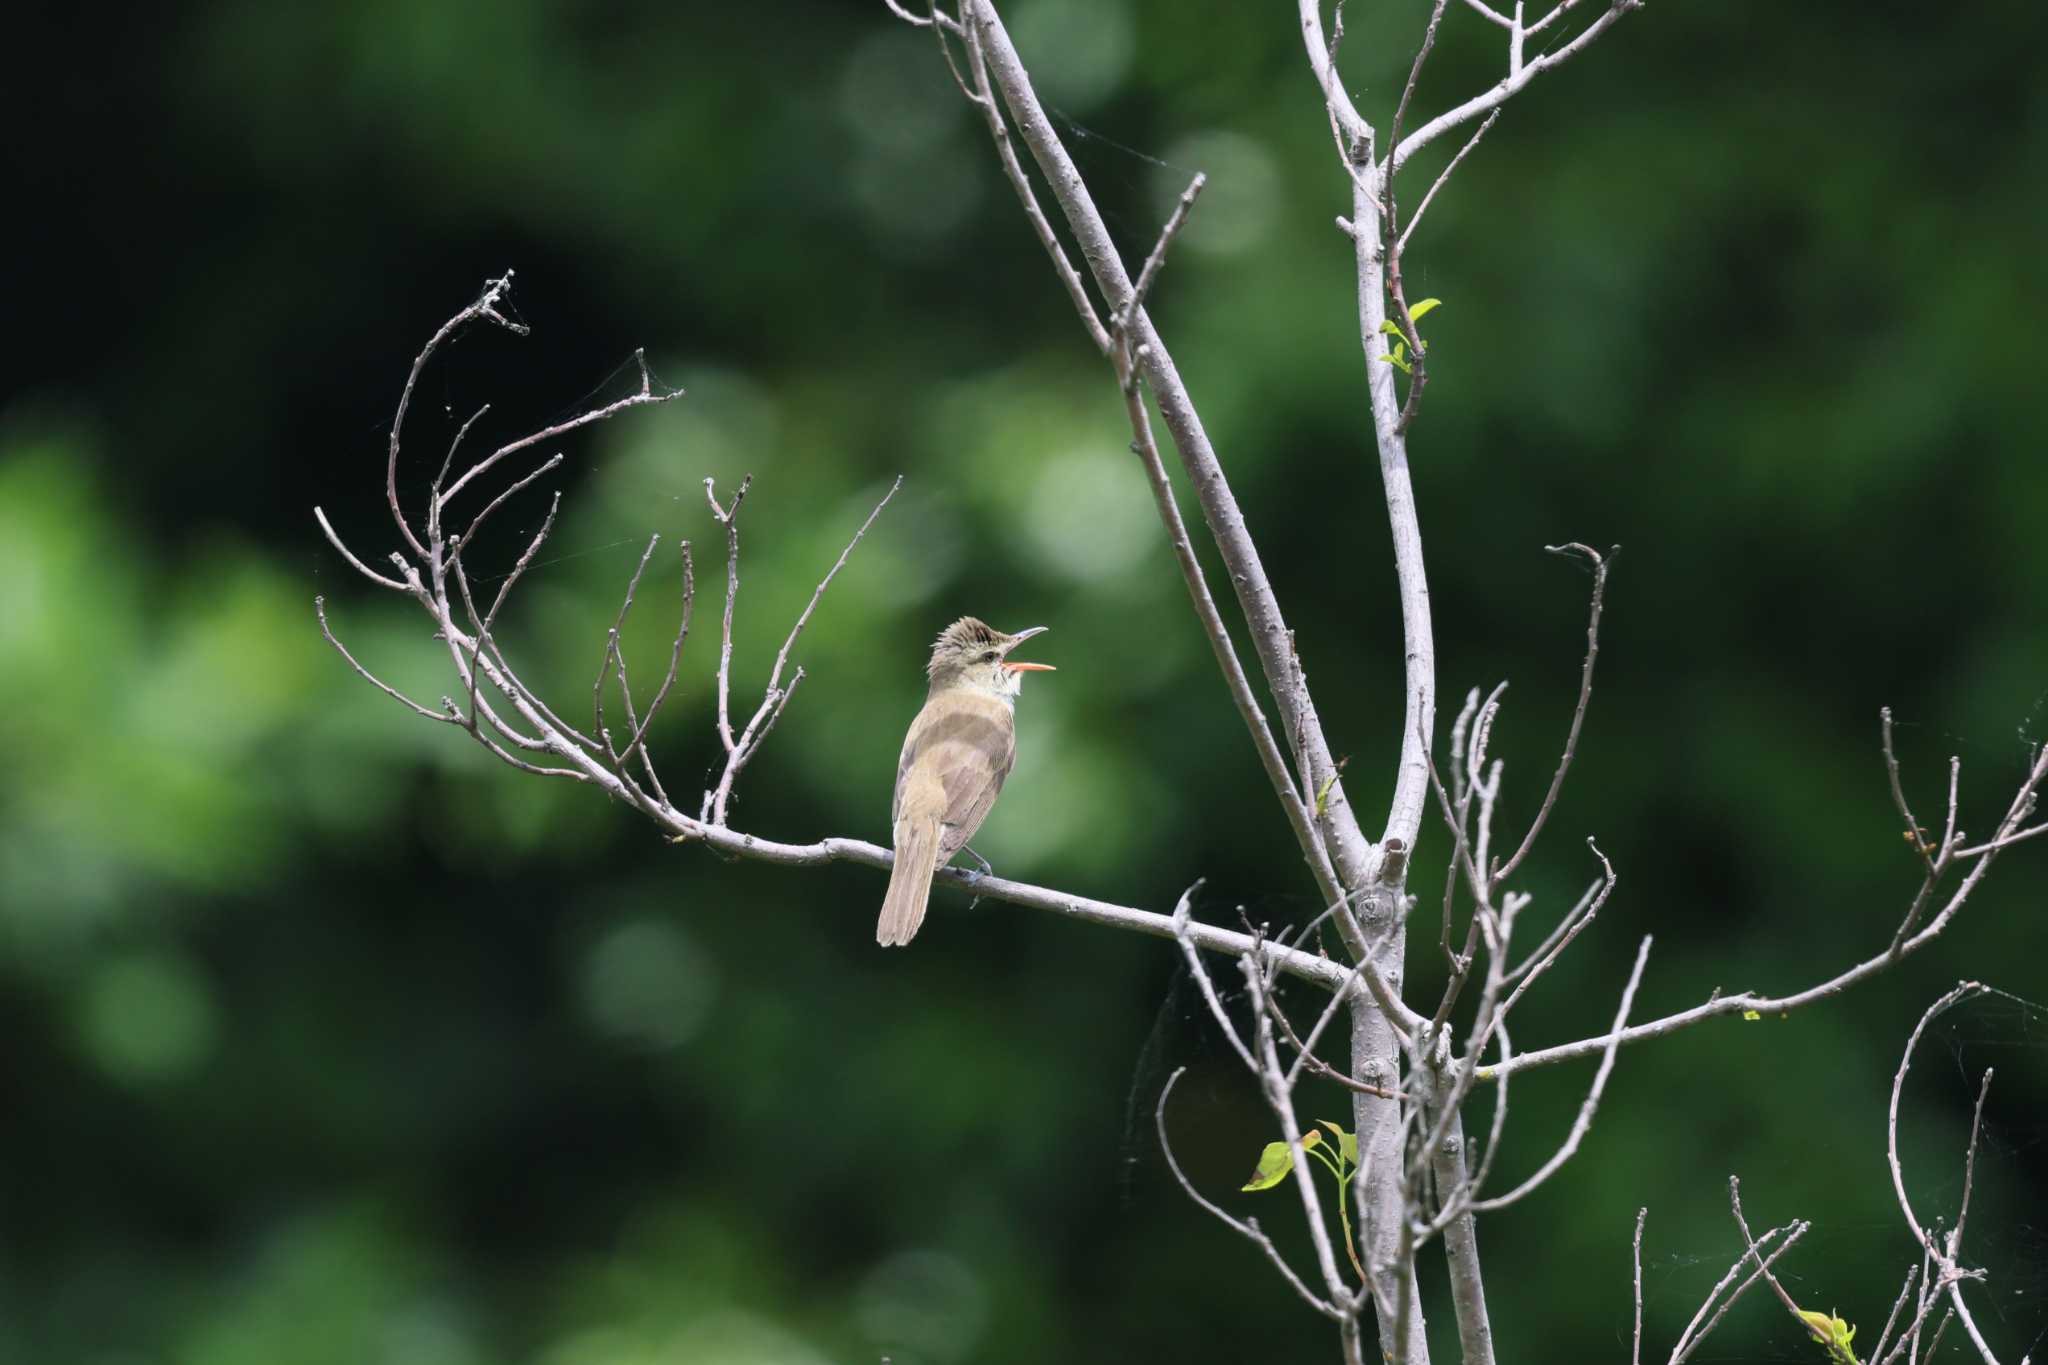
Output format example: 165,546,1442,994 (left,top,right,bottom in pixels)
876,617,1054,946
